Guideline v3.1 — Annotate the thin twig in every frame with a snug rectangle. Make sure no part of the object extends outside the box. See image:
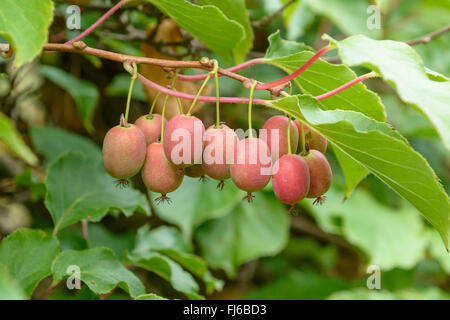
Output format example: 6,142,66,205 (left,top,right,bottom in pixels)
407,24,450,45
252,0,297,28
